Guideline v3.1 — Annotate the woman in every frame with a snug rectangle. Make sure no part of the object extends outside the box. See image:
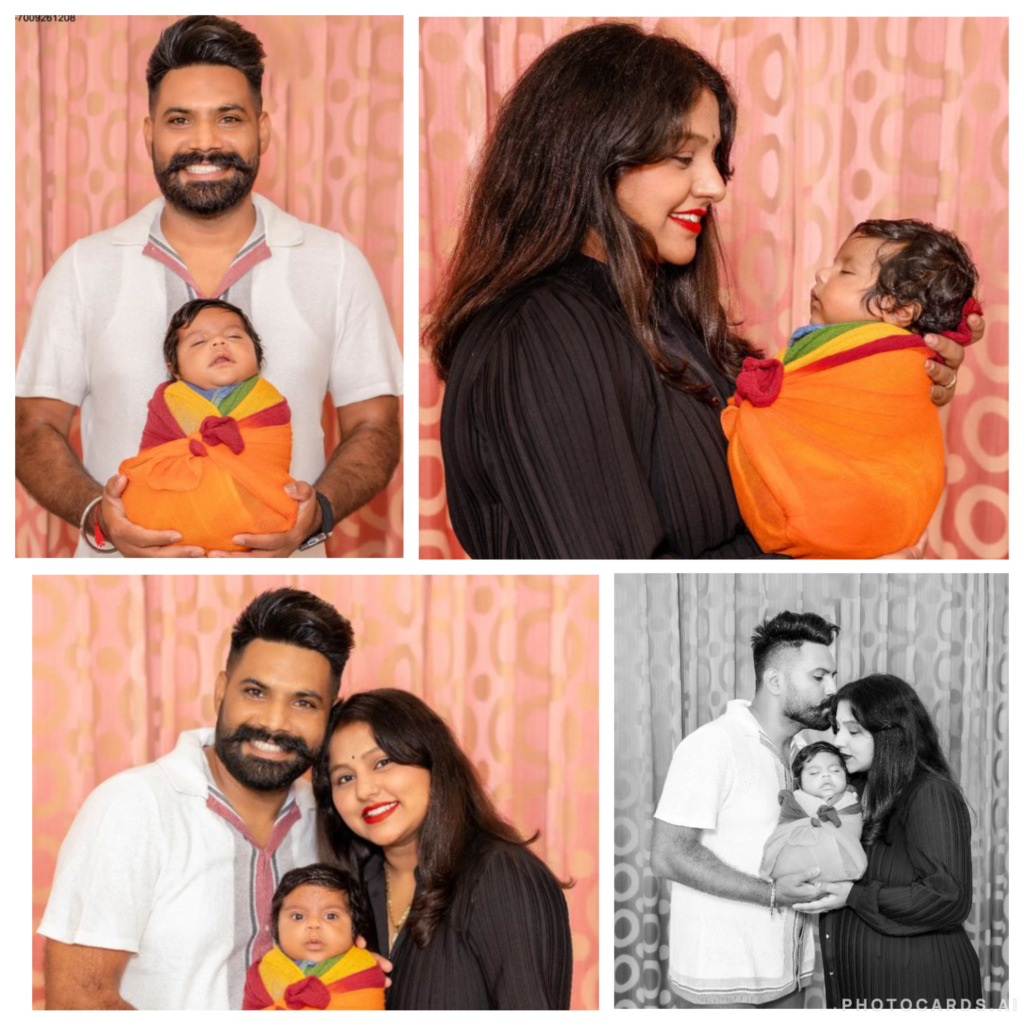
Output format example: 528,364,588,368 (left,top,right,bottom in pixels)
426,23,973,559
794,675,982,1007
312,689,573,1009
